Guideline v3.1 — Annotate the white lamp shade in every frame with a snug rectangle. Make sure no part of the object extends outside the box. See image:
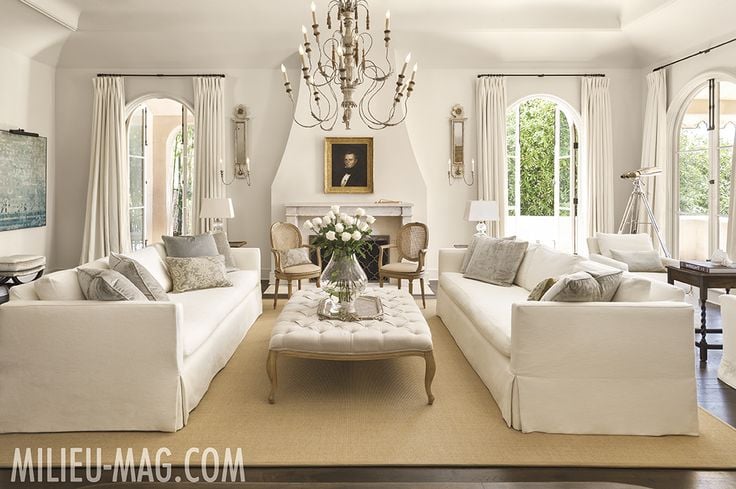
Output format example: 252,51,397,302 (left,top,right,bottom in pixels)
199,198,235,219
464,200,499,222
